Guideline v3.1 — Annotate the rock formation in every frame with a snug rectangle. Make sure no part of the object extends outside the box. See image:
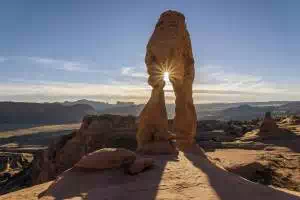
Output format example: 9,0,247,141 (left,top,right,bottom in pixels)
280,115,300,126
137,10,197,152
32,115,137,185
0,153,33,195
75,148,136,170
35,151,299,200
